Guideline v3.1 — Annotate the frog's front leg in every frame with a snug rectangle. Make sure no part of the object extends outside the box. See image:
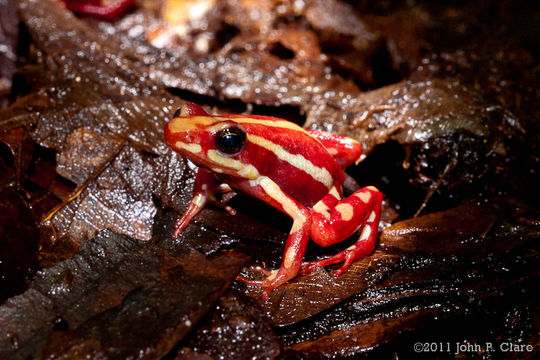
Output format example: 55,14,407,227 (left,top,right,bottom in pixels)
304,185,382,276
172,168,236,238
237,176,312,300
